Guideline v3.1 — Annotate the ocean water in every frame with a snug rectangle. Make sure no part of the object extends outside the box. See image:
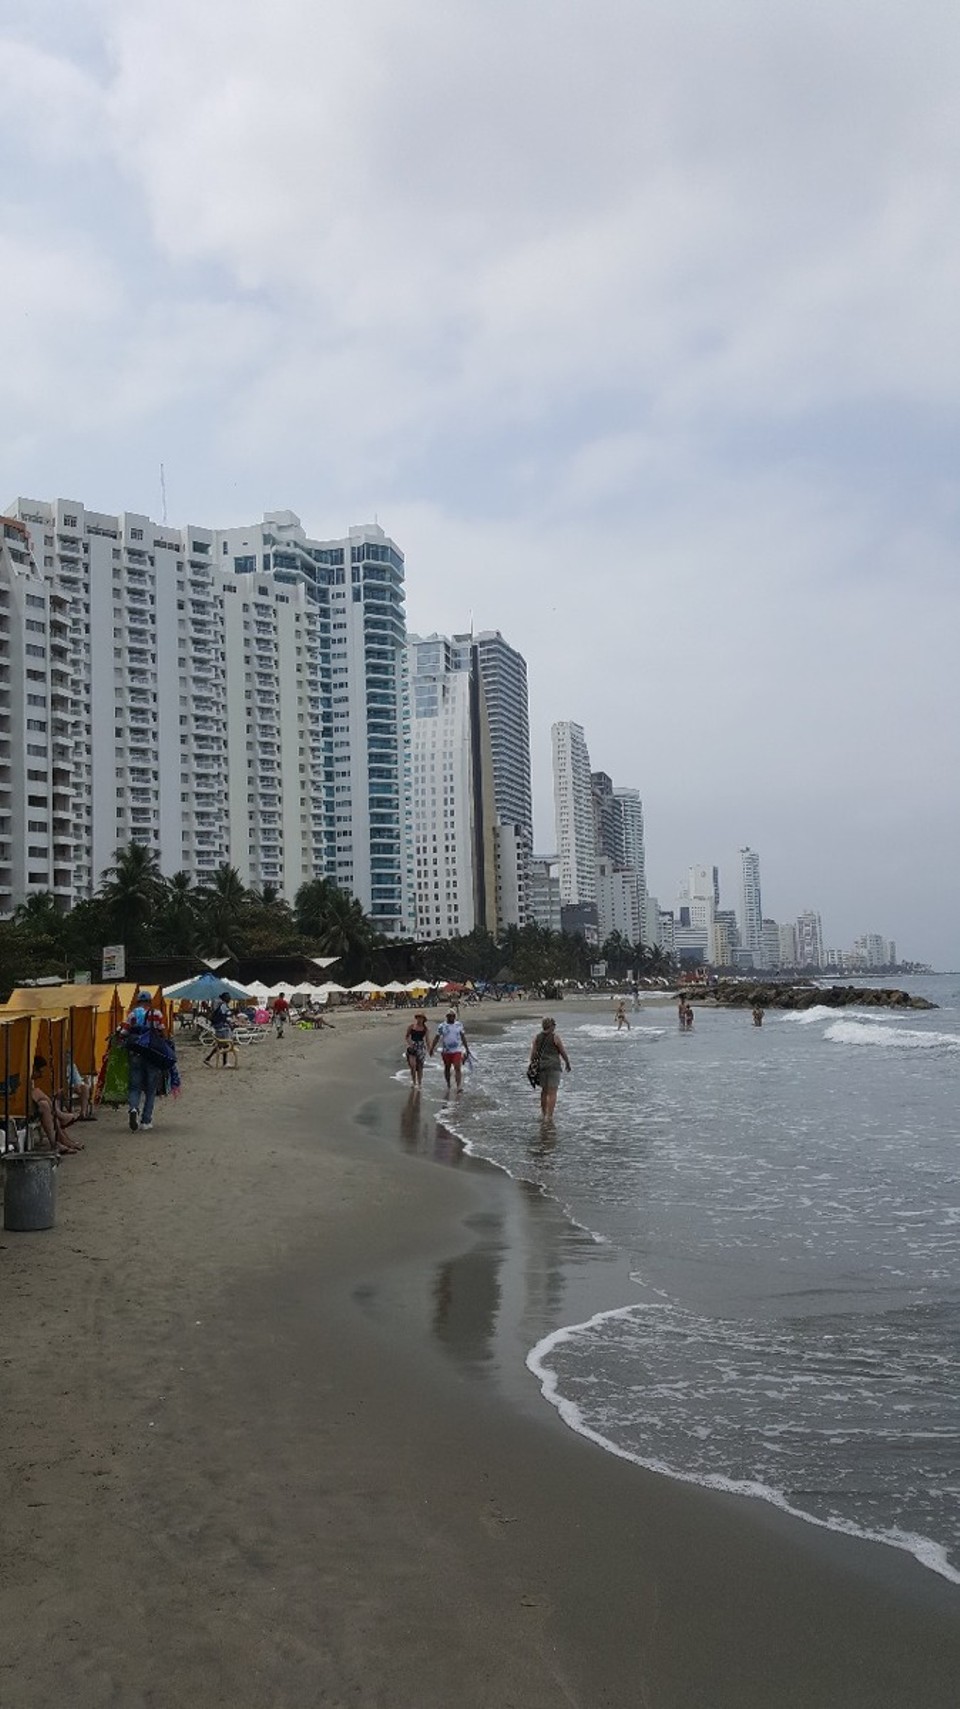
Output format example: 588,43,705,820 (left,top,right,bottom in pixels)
433,977,960,1585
